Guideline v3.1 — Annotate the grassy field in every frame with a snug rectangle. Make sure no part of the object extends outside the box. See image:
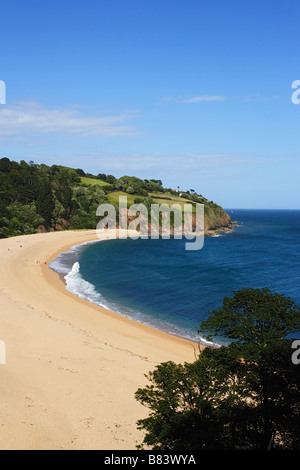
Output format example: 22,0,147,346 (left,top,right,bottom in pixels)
80,178,200,214
107,191,198,210
150,192,198,213
80,177,113,189
107,191,136,206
